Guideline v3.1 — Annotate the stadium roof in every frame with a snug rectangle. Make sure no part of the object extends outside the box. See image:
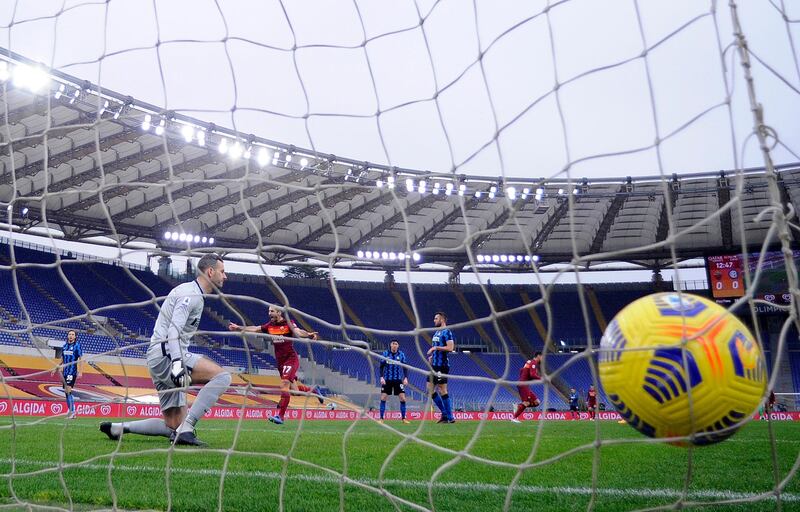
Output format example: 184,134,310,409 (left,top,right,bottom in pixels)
0,50,798,273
